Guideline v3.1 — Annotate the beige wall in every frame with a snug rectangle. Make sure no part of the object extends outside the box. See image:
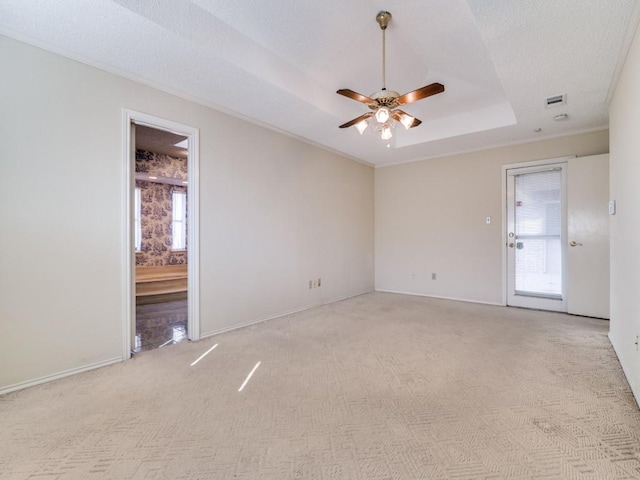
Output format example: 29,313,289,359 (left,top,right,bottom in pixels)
0,36,374,392
609,21,640,405
375,130,609,304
